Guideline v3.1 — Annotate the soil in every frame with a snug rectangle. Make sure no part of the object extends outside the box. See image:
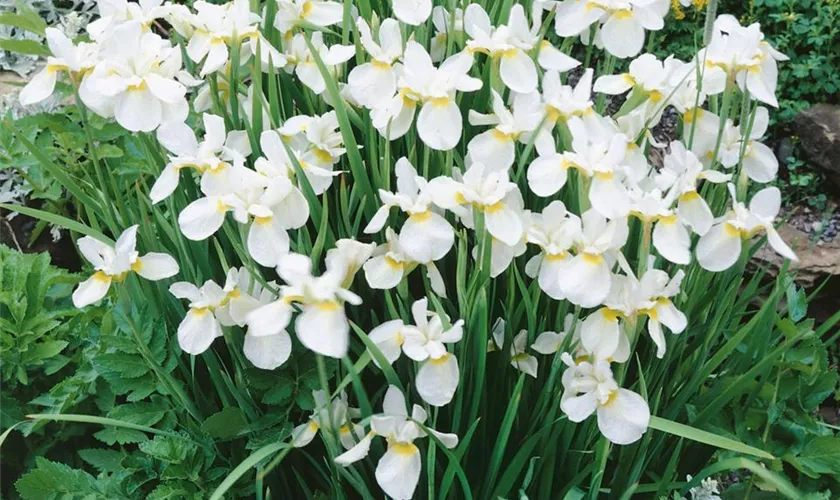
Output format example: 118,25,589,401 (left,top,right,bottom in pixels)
1,203,82,272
